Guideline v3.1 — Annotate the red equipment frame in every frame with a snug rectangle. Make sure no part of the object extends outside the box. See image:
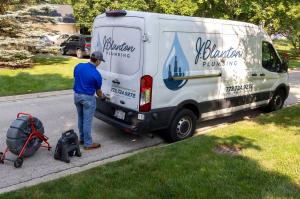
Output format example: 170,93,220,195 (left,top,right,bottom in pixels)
0,113,51,167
